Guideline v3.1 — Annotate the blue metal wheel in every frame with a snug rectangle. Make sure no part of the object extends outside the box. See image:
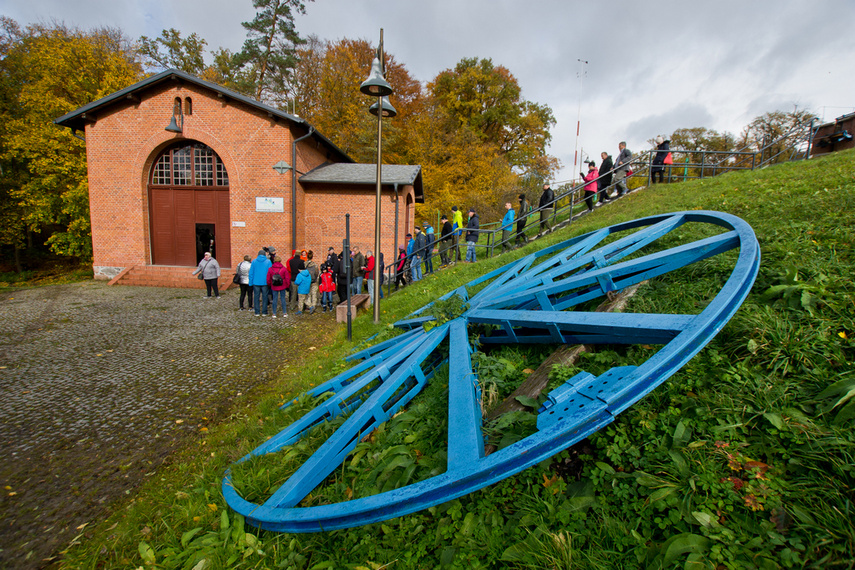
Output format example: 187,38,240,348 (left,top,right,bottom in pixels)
223,211,760,532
